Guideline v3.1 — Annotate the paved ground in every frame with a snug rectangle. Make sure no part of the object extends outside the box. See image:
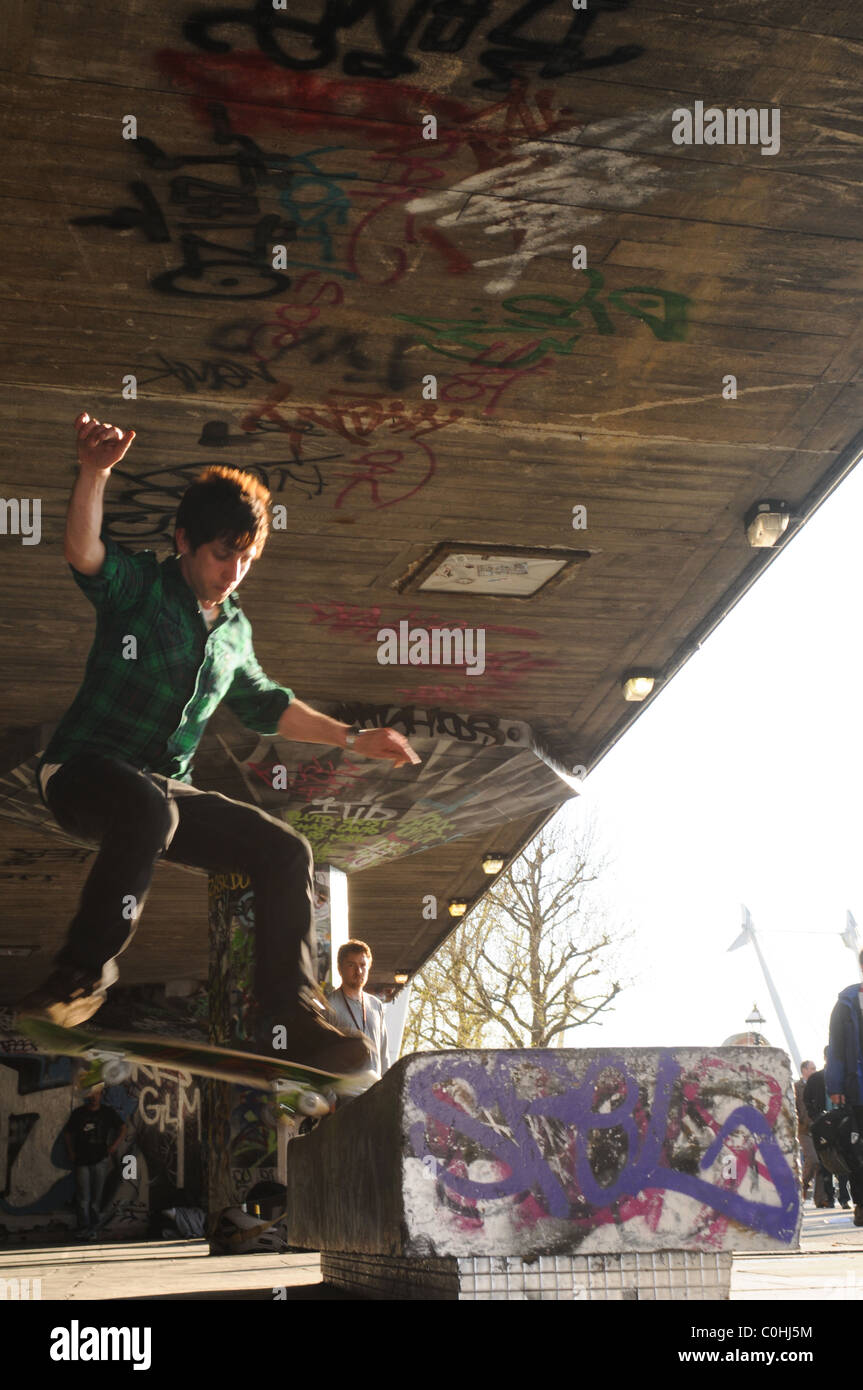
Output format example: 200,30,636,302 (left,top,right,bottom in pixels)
0,1238,340,1301
2,1201,861,1300
730,1201,863,1301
